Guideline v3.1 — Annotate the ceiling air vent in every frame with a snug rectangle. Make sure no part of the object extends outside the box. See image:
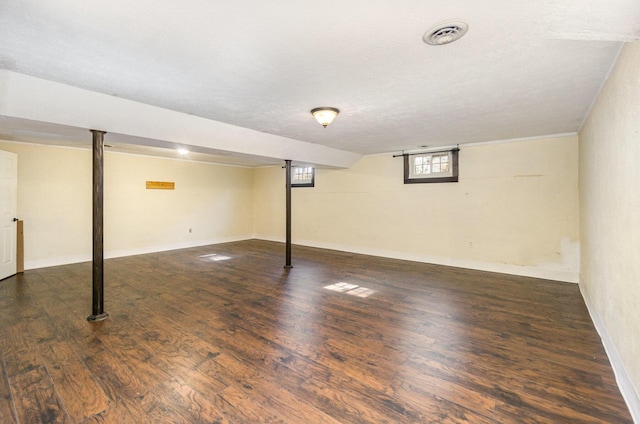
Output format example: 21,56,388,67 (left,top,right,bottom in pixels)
423,21,469,46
